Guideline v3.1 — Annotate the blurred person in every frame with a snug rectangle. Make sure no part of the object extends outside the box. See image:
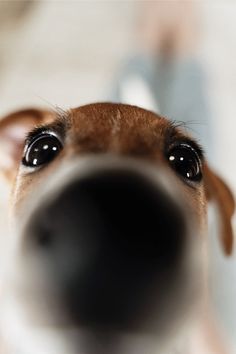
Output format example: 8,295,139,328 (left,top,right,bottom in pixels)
110,1,213,158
